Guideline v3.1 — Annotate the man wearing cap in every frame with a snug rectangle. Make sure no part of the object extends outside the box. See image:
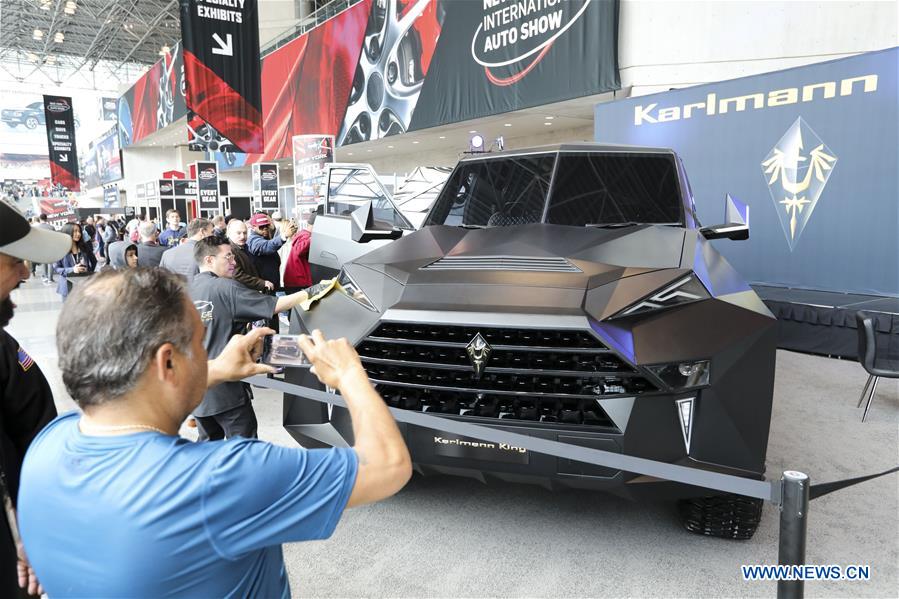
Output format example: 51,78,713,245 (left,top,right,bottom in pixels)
0,198,71,597
246,213,296,292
